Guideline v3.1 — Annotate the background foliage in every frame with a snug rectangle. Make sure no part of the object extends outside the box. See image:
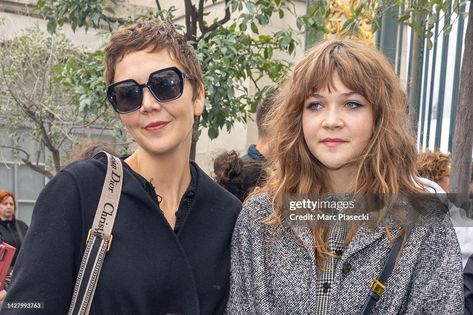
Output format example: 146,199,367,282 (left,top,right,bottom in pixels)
0,26,120,177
